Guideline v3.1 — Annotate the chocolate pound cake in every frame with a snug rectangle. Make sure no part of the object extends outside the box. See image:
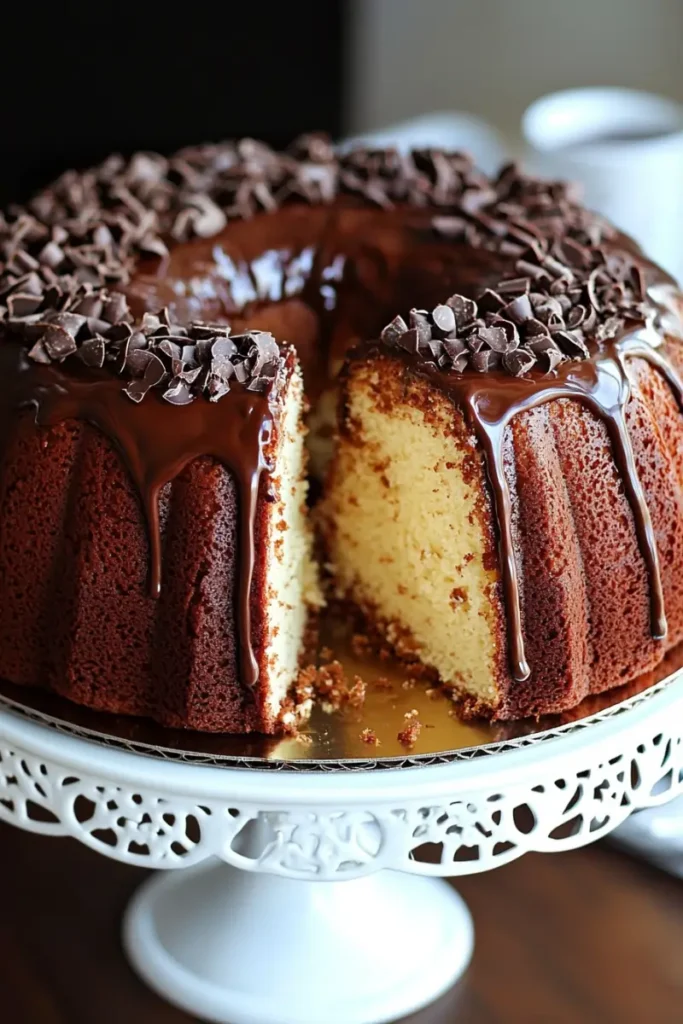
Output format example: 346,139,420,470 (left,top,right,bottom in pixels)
0,134,682,729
